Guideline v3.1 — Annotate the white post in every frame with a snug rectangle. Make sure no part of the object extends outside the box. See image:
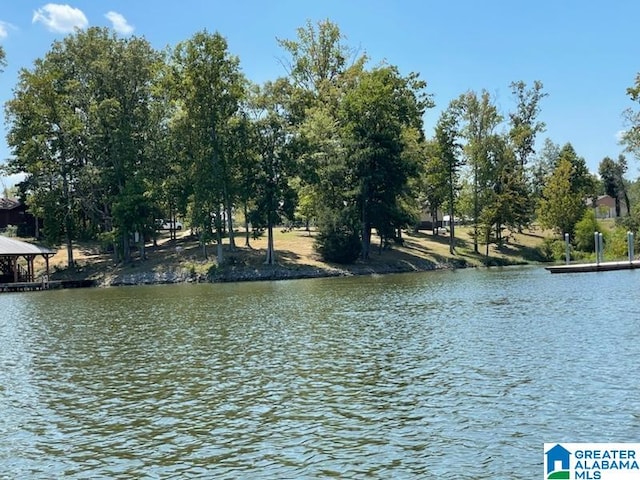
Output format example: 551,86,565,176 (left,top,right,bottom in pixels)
629,231,635,263
564,233,570,264
598,232,604,264
595,231,600,265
